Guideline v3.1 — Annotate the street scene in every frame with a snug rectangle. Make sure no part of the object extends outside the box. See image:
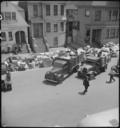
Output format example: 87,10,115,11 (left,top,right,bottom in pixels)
1,1,119,127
